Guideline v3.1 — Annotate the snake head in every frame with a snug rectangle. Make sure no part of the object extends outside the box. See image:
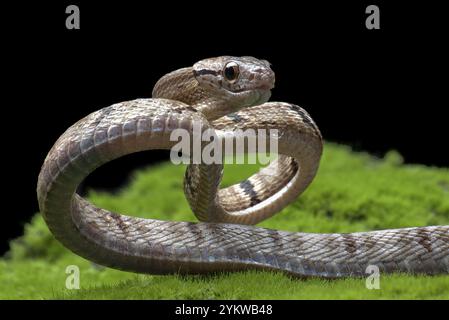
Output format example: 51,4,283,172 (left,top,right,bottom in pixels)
193,56,275,107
